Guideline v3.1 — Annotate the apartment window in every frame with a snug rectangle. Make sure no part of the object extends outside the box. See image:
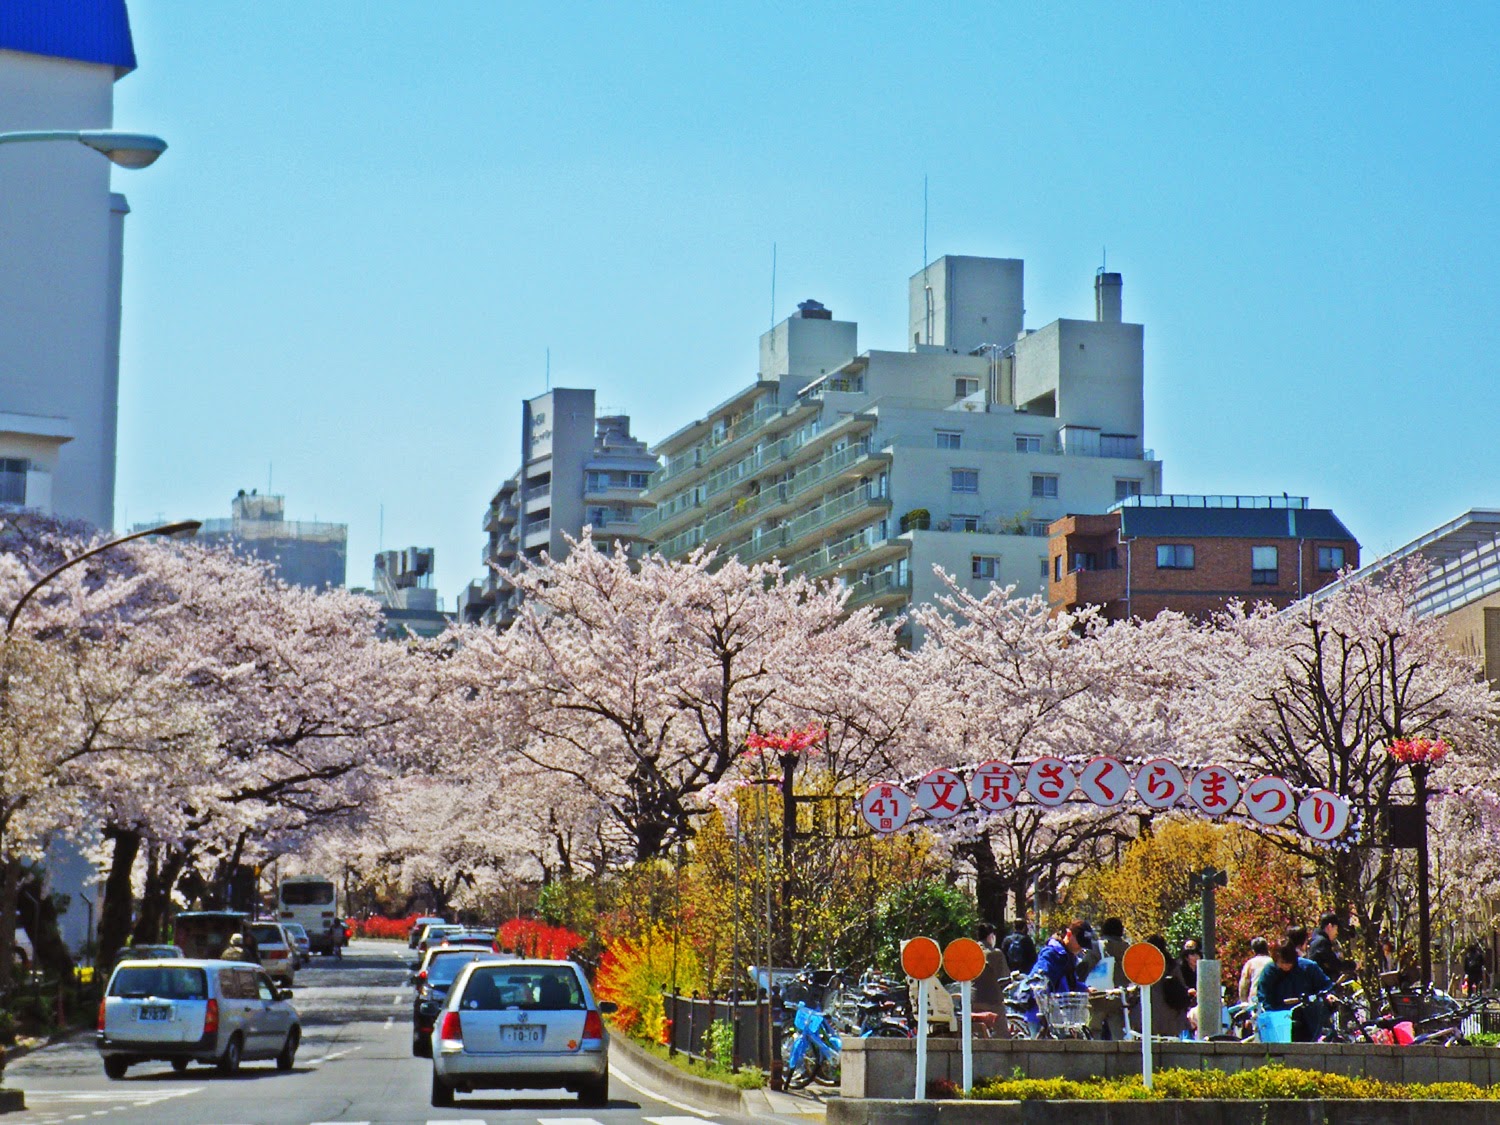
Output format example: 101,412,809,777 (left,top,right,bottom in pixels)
627,472,650,488
954,377,980,400
936,430,962,450
1251,546,1279,585
972,555,1001,580
1156,544,1195,569
951,469,979,493
1100,433,1137,458
0,459,26,506
1114,478,1142,502
951,514,979,532
1318,546,1346,572
1015,434,1042,453
587,507,609,526
1072,551,1099,573
1040,557,1050,580
1053,555,1063,582
1029,519,1052,537
1031,474,1058,499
